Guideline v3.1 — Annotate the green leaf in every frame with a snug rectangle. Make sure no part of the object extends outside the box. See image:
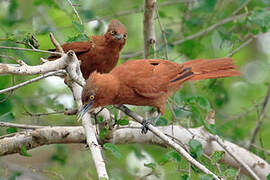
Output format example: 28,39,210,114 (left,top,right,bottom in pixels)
211,151,225,165
72,21,84,33
66,33,89,42
50,144,68,165
116,119,129,125
97,116,104,123
34,0,58,8
189,139,203,159
249,10,270,29
186,96,211,112
80,10,94,21
196,0,217,13
158,10,166,18
0,112,15,122
19,145,32,157
211,31,222,49
104,143,122,159
156,117,168,126
6,127,17,134
180,174,191,180
199,174,213,180
144,162,157,170
224,168,238,178
202,121,217,134
8,171,22,180
267,173,270,180
159,151,181,165
99,128,108,140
